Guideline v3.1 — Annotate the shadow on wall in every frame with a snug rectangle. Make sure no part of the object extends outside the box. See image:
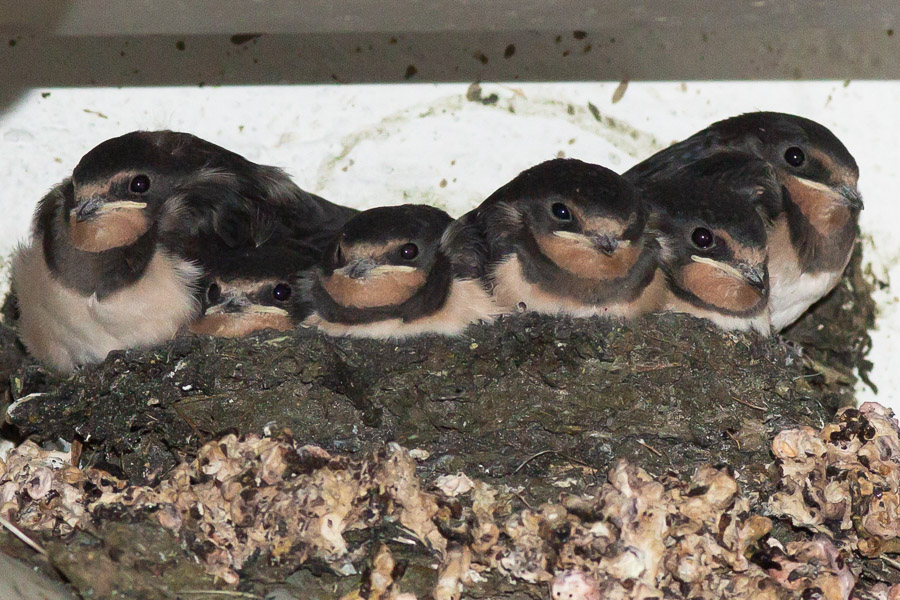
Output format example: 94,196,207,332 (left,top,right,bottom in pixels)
1,3,899,116
0,0,72,114
0,0,72,32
